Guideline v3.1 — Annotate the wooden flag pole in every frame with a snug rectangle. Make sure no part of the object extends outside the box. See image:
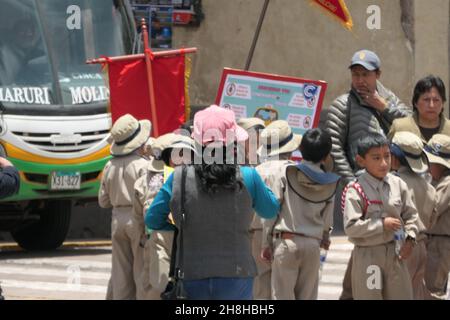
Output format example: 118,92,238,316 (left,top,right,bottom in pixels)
141,18,160,137
86,48,197,64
